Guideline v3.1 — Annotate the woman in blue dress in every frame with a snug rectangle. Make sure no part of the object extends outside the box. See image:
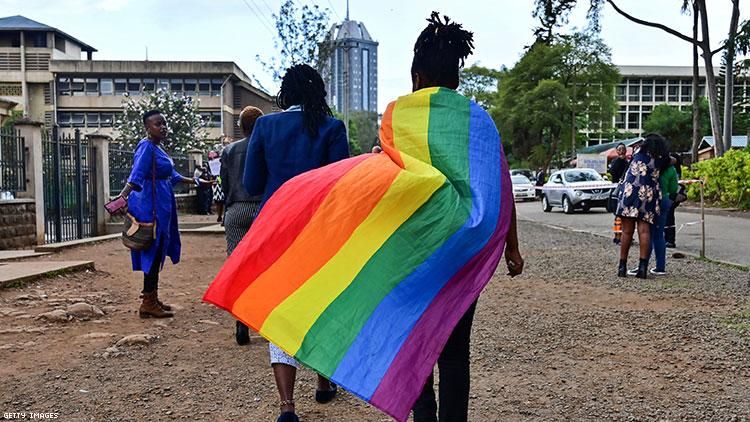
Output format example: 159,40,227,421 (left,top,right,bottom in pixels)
118,110,213,318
